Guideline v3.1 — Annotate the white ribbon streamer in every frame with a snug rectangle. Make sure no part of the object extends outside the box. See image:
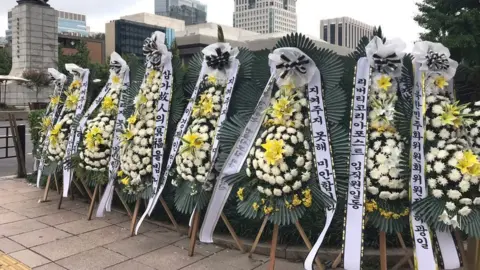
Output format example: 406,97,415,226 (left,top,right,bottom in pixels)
62,67,90,197
342,57,370,269
199,74,275,243
304,68,337,270
409,63,437,270
36,70,67,187
96,67,131,217
436,230,460,269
